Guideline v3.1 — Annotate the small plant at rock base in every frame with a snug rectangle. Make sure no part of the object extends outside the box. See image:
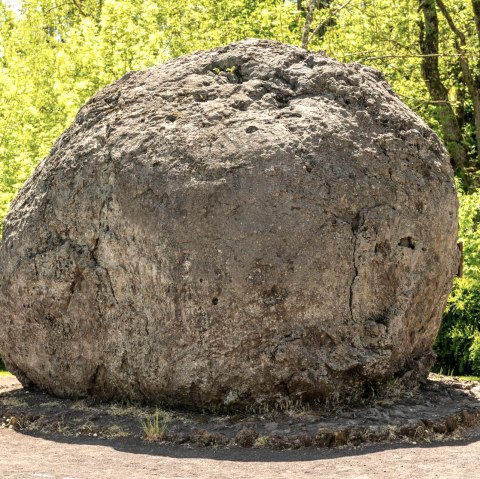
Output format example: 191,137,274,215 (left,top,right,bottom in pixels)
253,435,269,447
1,397,28,408
103,424,129,438
387,425,398,440
72,399,88,411
108,403,139,417
38,401,61,408
141,409,171,441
